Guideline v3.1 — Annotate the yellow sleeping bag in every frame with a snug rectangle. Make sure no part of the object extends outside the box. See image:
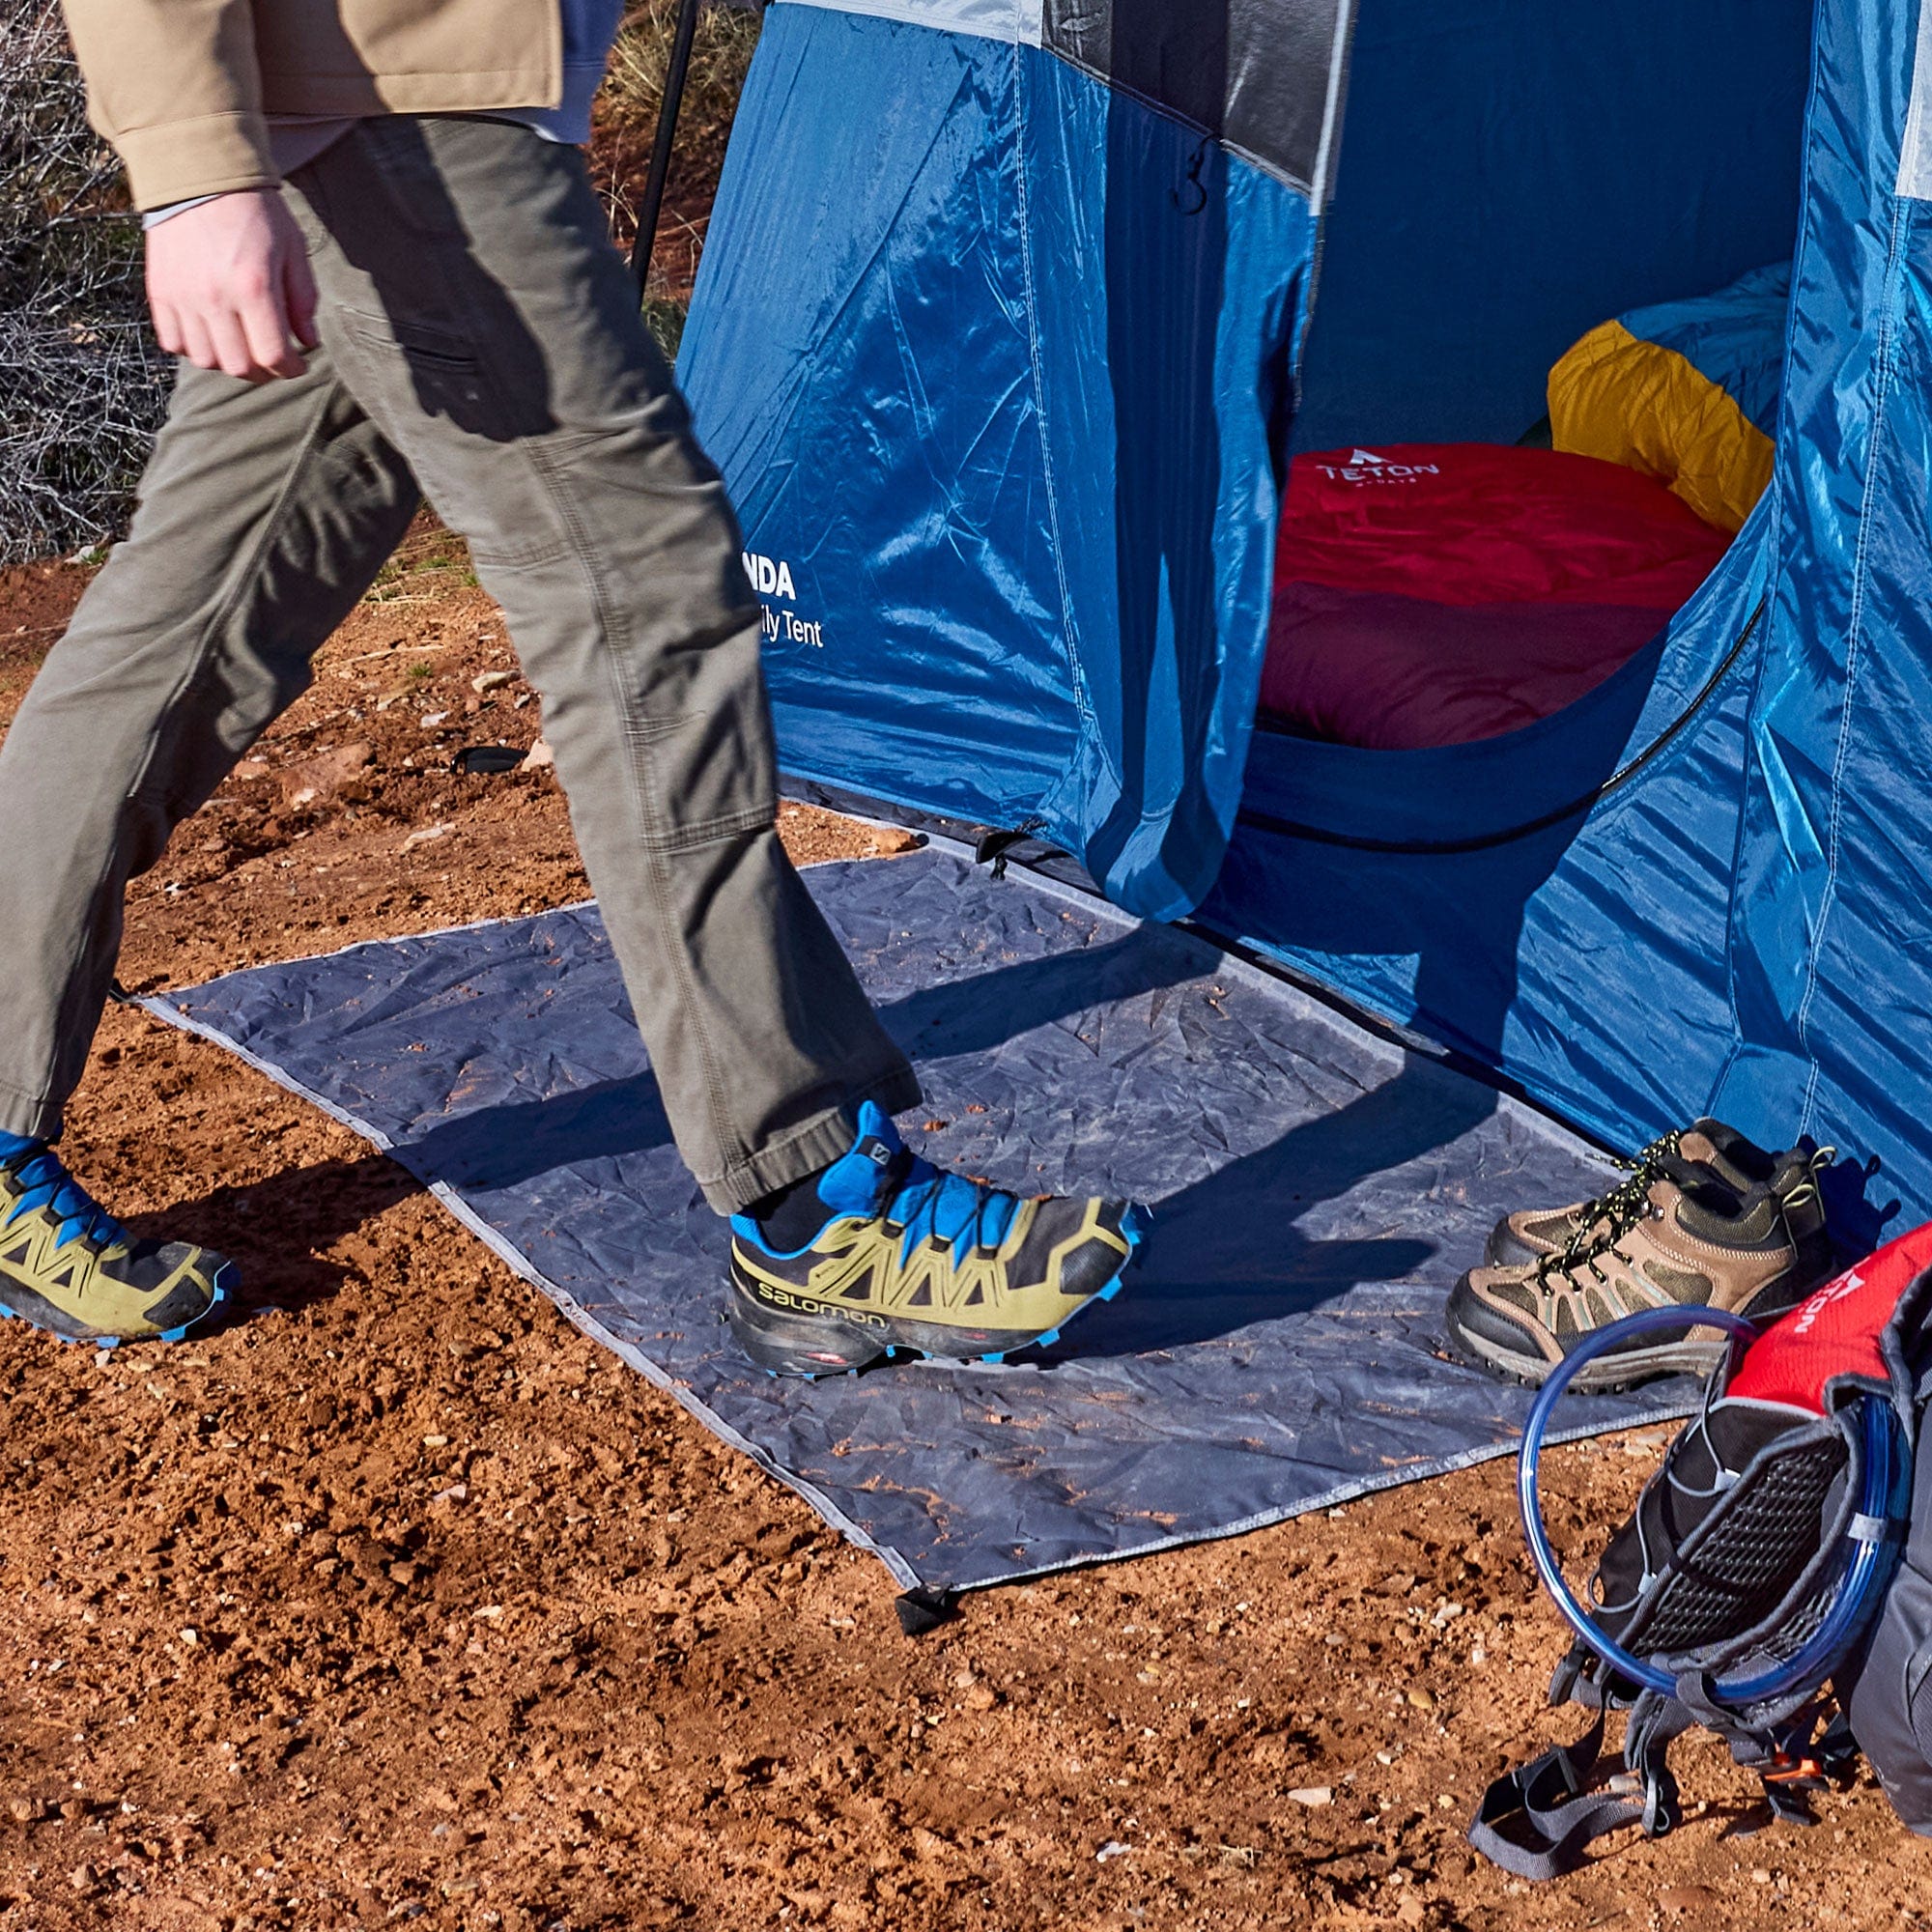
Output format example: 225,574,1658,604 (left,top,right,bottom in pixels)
1548,263,1787,534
